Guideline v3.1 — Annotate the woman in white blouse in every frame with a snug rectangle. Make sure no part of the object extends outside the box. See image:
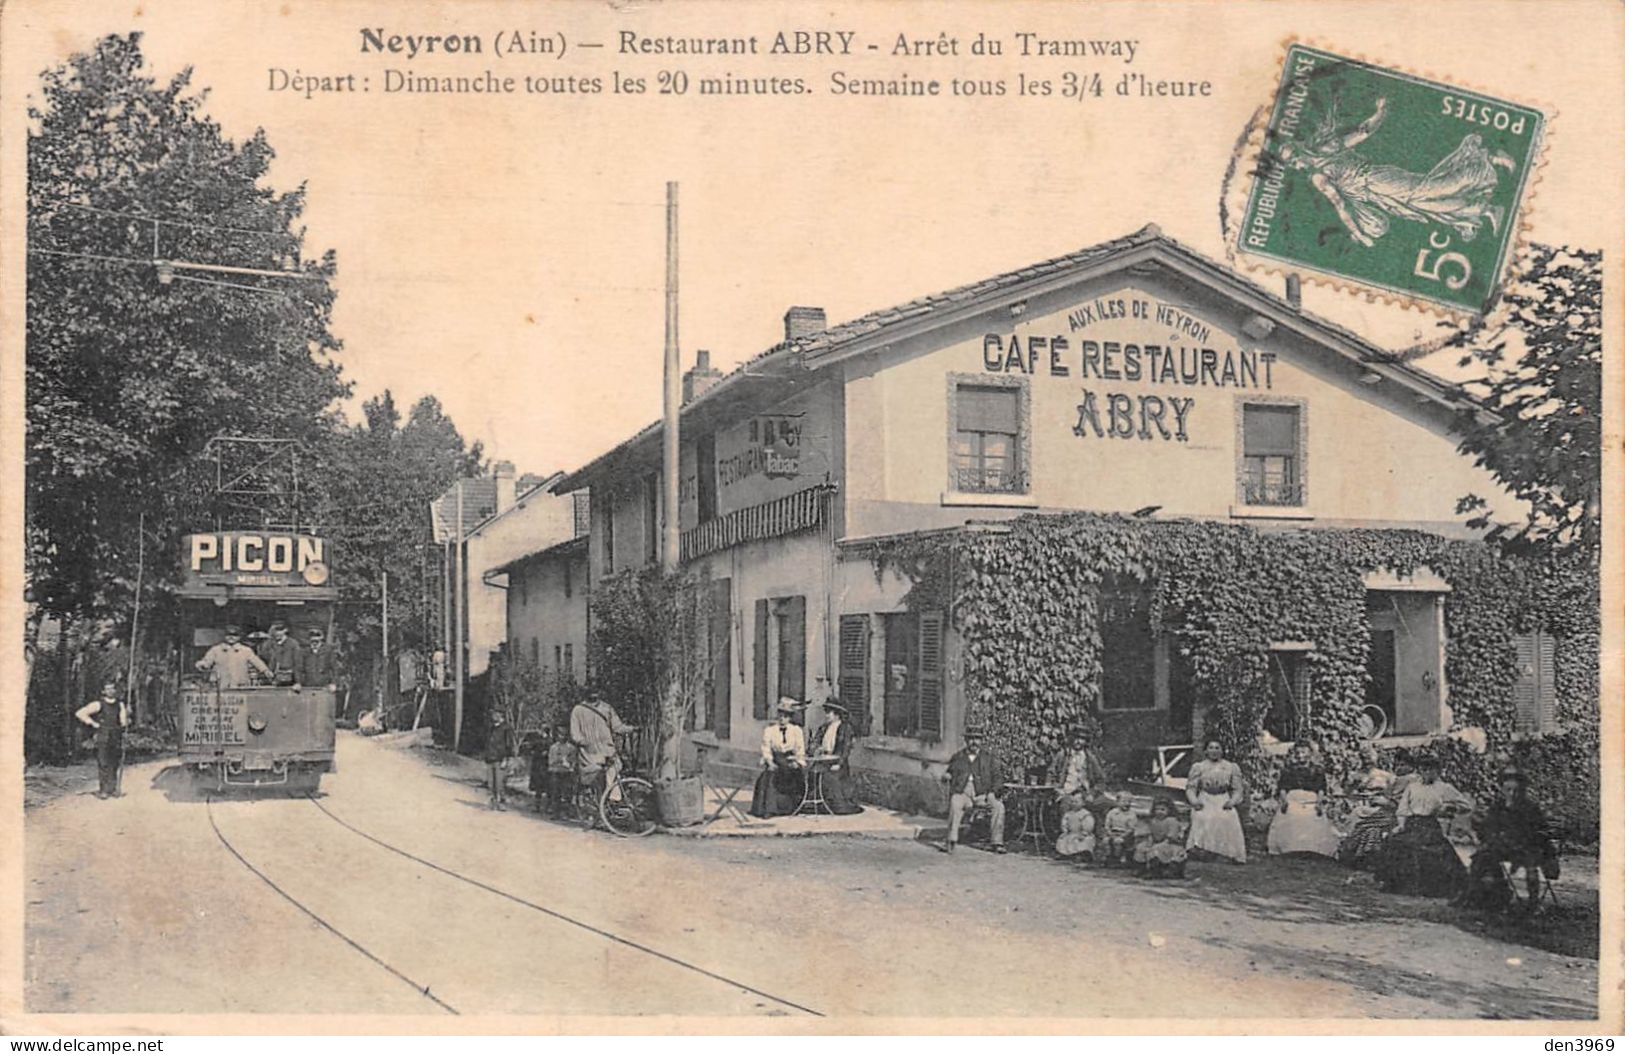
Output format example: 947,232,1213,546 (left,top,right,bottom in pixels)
1185,738,1248,863
1375,755,1471,897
